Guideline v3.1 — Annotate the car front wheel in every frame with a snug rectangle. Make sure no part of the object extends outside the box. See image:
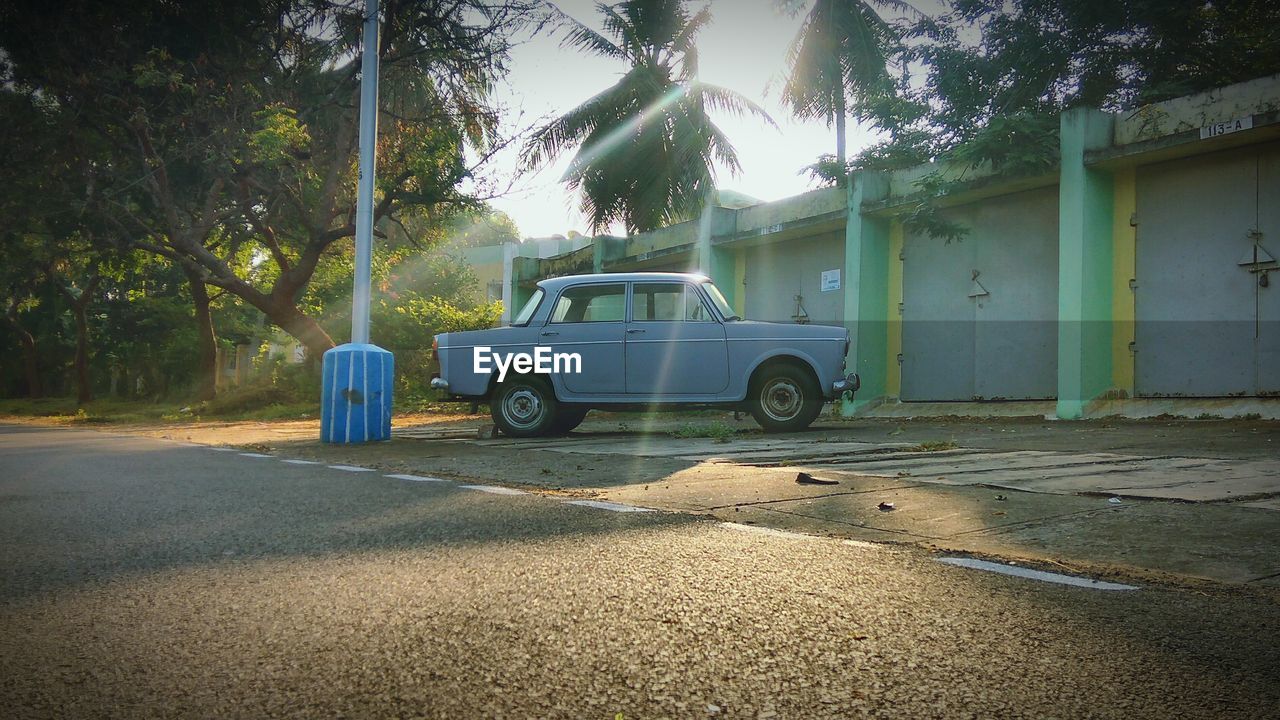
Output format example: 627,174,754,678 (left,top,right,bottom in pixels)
491,377,559,438
748,364,823,433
